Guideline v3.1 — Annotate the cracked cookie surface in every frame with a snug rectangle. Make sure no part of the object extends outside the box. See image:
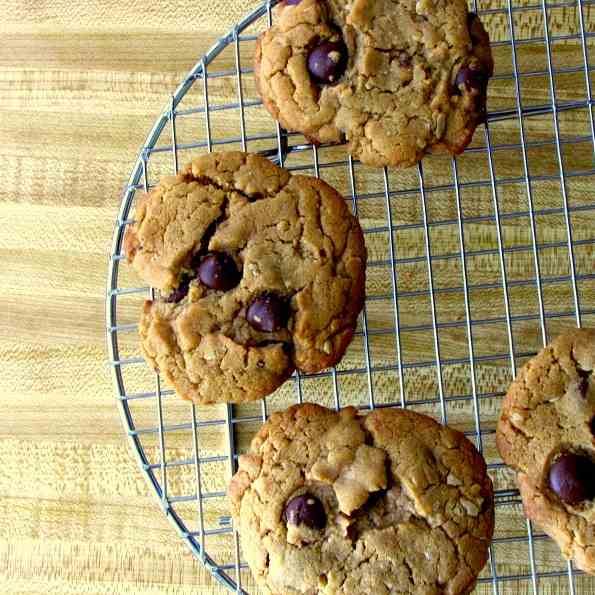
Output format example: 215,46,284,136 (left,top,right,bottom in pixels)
229,403,494,594
124,152,366,404
255,0,494,168
496,328,595,574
